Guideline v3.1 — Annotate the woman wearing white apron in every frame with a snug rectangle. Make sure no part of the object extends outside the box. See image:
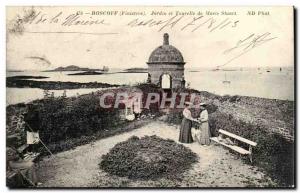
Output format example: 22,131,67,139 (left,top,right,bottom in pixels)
196,103,211,146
